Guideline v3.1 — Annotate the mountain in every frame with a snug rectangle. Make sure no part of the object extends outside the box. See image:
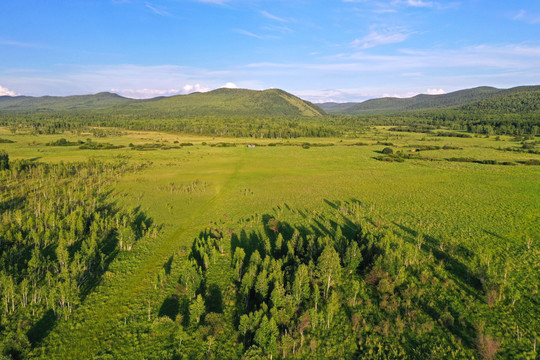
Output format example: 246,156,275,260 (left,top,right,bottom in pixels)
320,86,540,114
317,102,358,113
0,92,142,112
459,89,540,113
98,88,326,117
0,88,326,117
